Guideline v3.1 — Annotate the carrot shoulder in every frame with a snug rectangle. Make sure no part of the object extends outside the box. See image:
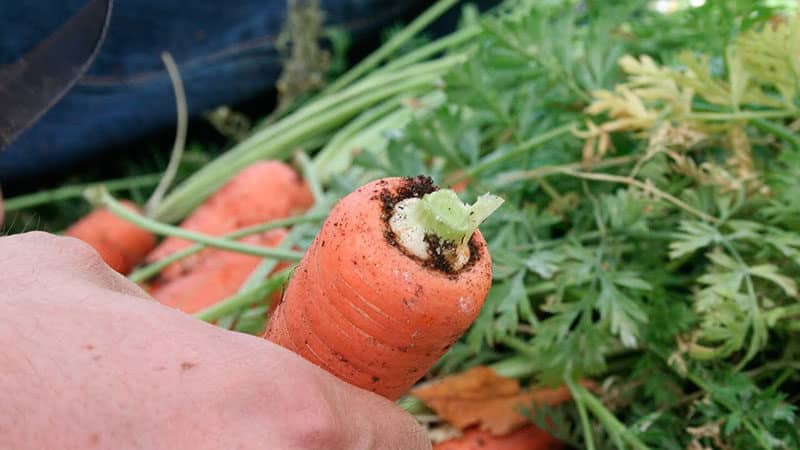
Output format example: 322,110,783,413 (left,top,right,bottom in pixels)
265,176,501,400
146,160,313,280
64,200,156,275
